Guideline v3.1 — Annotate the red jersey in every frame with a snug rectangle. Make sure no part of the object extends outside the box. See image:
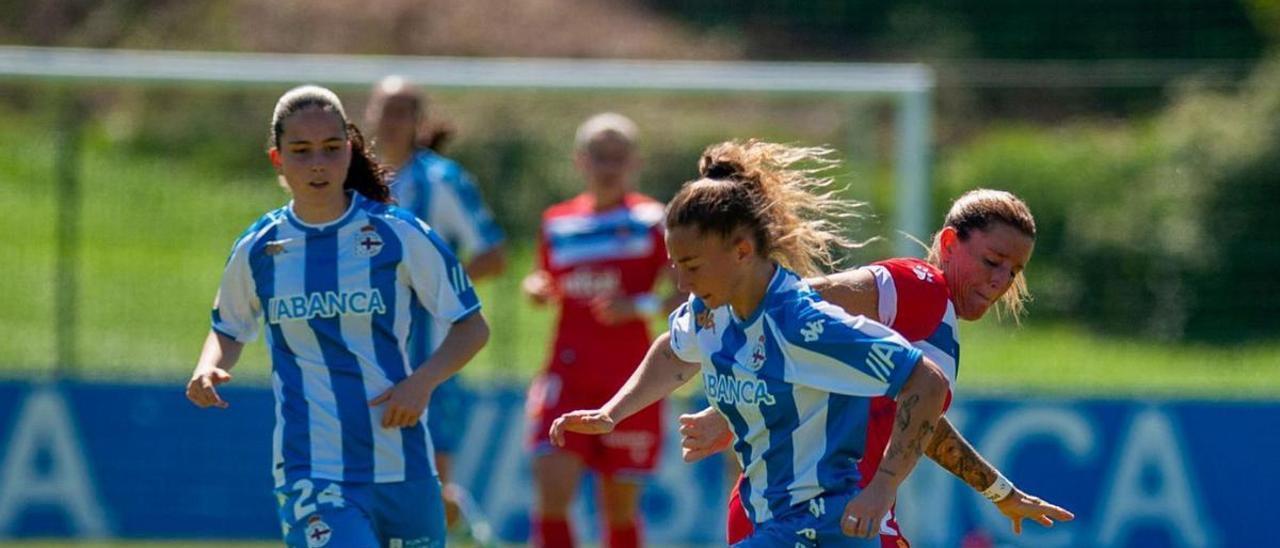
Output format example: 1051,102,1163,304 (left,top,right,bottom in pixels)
537,192,669,395
726,257,960,545
858,257,959,490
